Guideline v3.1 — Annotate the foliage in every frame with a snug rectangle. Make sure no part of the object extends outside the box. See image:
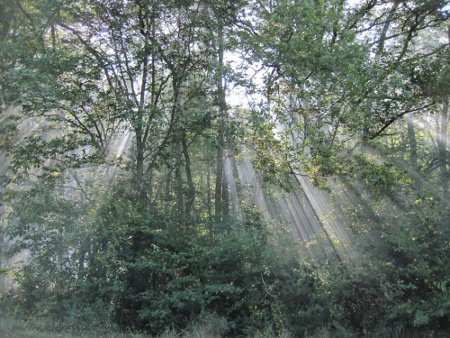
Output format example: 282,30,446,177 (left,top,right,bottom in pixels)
2,181,277,335
237,0,449,184
332,123,450,336
3,174,450,337
1,0,449,337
